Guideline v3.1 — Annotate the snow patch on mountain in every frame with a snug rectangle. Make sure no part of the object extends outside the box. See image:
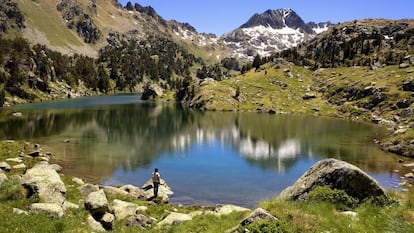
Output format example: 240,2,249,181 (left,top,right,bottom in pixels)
312,24,330,34
221,25,311,60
